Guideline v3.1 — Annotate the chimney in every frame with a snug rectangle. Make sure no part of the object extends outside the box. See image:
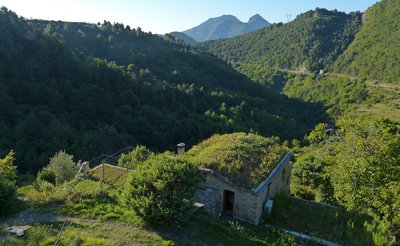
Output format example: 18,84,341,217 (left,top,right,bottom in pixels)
177,142,185,155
